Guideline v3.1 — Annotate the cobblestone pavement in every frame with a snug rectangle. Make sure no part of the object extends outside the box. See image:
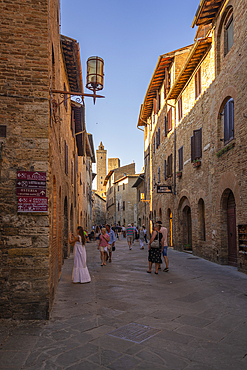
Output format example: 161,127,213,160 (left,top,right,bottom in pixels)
1,238,247,369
